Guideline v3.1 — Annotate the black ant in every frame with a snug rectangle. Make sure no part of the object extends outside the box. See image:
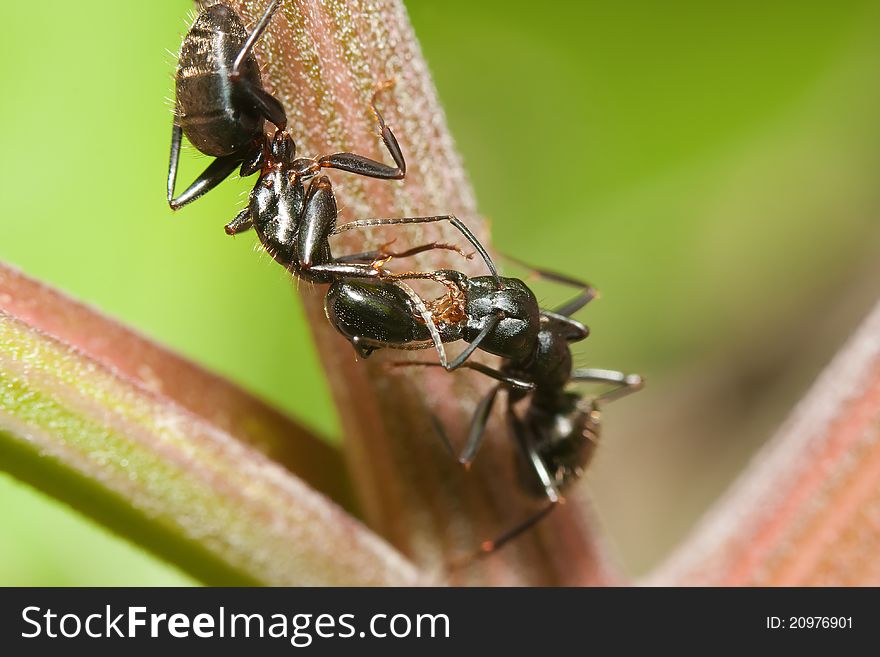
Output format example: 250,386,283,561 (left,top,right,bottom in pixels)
325,266,643,556
168,2,498,290
168,0,288,209
167,0,410,212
